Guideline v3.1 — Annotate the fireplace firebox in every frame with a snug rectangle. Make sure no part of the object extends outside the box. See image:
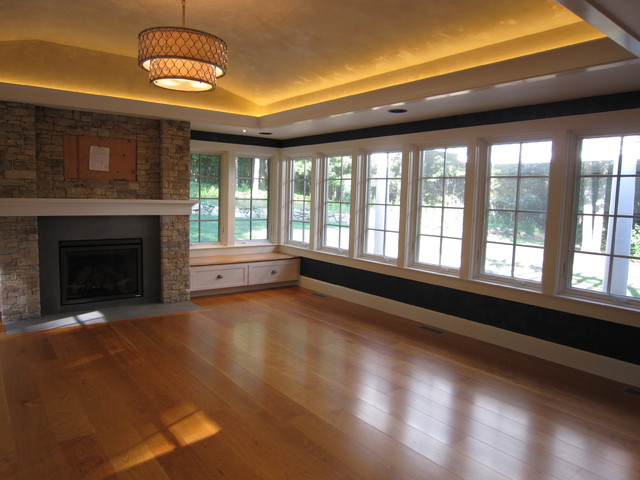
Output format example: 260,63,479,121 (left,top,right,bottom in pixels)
60,238,143,305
